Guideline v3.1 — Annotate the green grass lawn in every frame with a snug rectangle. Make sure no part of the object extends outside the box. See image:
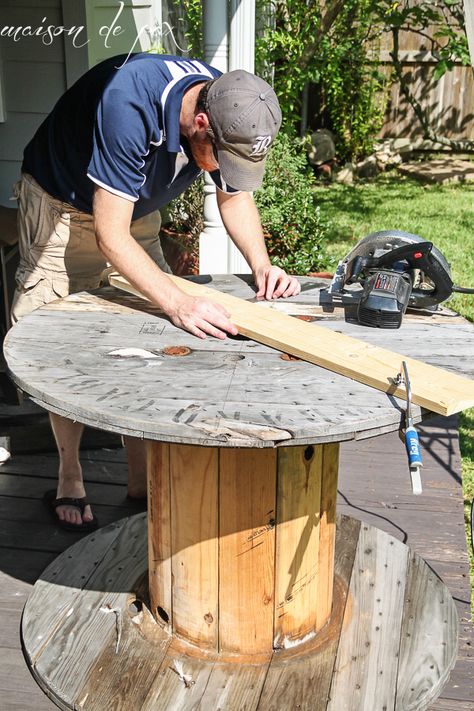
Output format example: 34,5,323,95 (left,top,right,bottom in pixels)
314,172,474,606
